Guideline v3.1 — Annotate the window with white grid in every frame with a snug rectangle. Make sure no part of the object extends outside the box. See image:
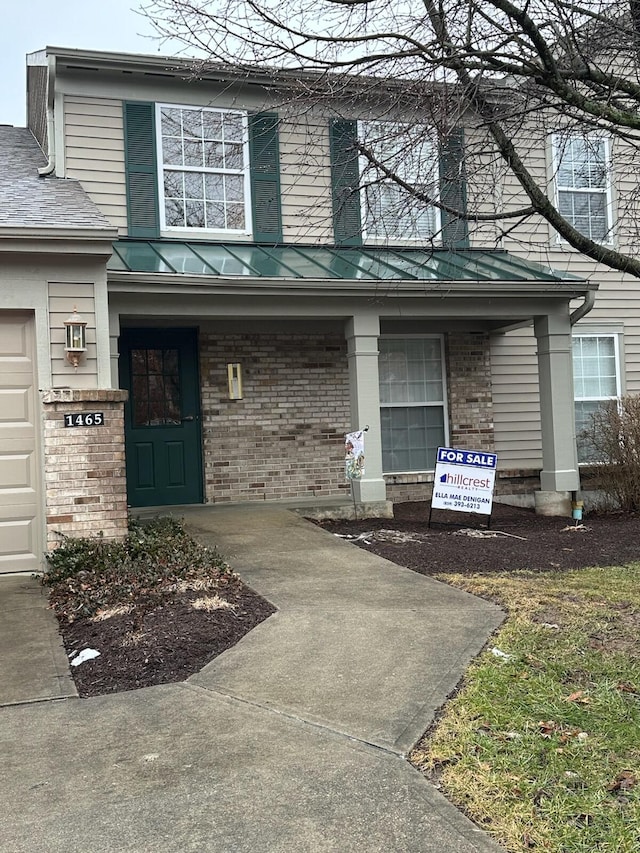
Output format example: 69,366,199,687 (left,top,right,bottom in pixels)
359,122,439,240
572,334,621,462
157,104,251,234
379,337,447,472
553,134,612,243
